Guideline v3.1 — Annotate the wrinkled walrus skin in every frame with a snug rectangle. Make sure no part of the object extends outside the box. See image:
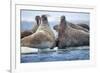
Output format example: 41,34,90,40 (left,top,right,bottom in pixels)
21,15,55,49
57,16,89,49
53,22,89,33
